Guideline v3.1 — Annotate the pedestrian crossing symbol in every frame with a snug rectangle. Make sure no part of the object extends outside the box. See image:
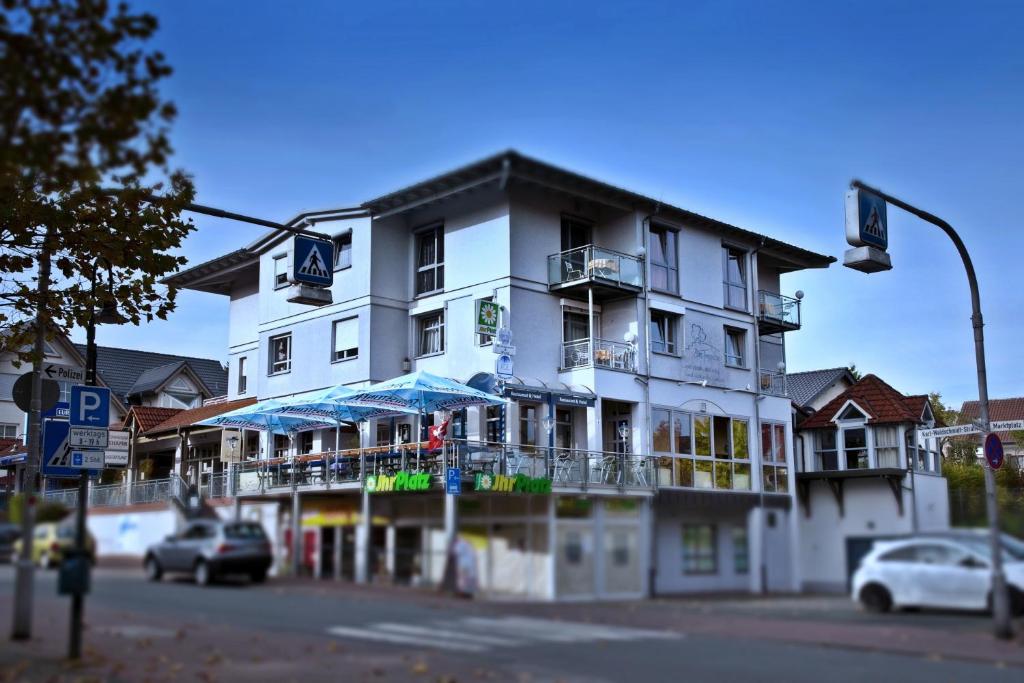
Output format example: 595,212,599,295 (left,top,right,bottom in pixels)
845,188,888,250
291,235,334,287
